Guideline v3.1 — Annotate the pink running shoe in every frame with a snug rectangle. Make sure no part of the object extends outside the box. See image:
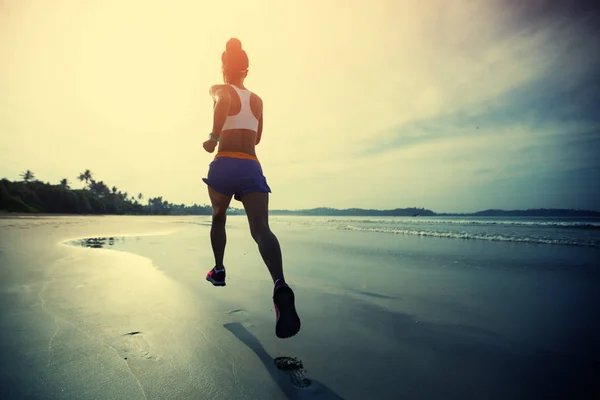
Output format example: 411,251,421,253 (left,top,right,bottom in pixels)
273,280,301,338
206,267,226,286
